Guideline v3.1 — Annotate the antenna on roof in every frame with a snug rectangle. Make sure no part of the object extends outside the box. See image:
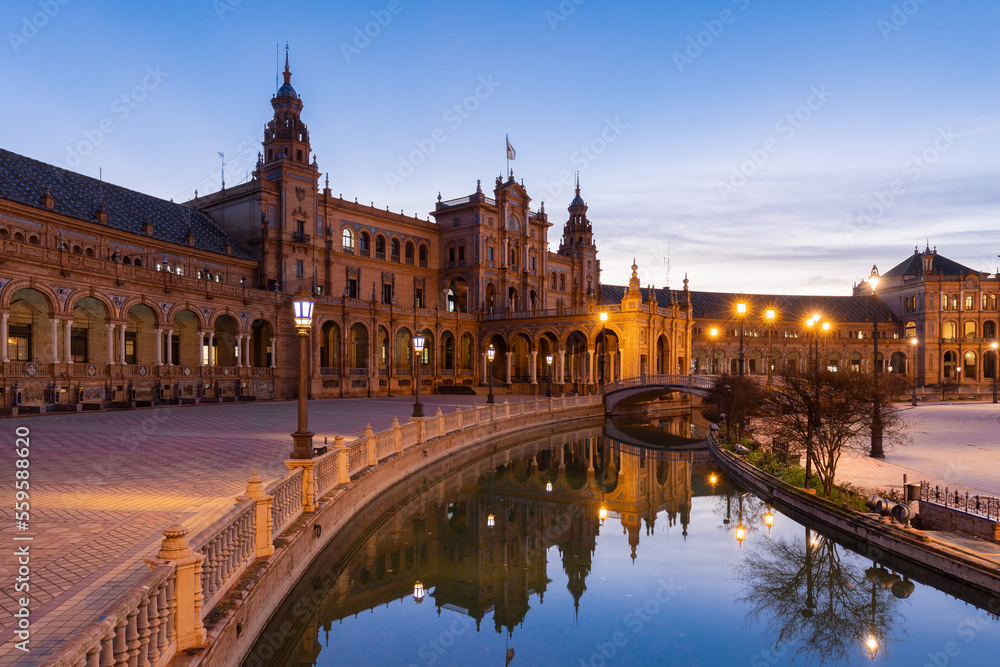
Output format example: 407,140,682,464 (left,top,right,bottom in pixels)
98,168,104,206
275,41,279,93
218,152,225,190
665,244,671,289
